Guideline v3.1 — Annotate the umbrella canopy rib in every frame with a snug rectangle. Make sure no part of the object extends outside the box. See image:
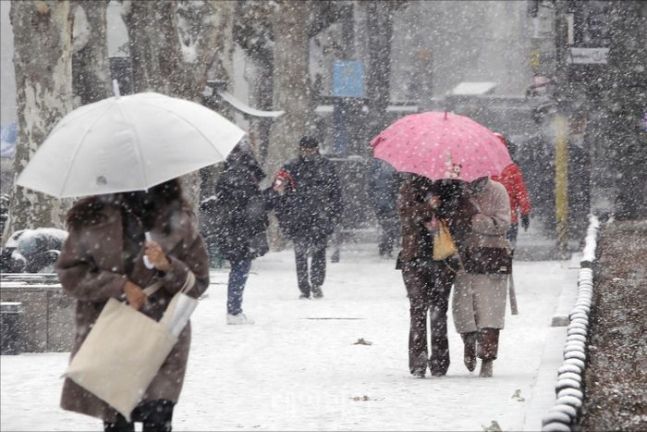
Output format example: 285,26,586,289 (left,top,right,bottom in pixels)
135,99,231,160
58,104,116,197
116,102,150,189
